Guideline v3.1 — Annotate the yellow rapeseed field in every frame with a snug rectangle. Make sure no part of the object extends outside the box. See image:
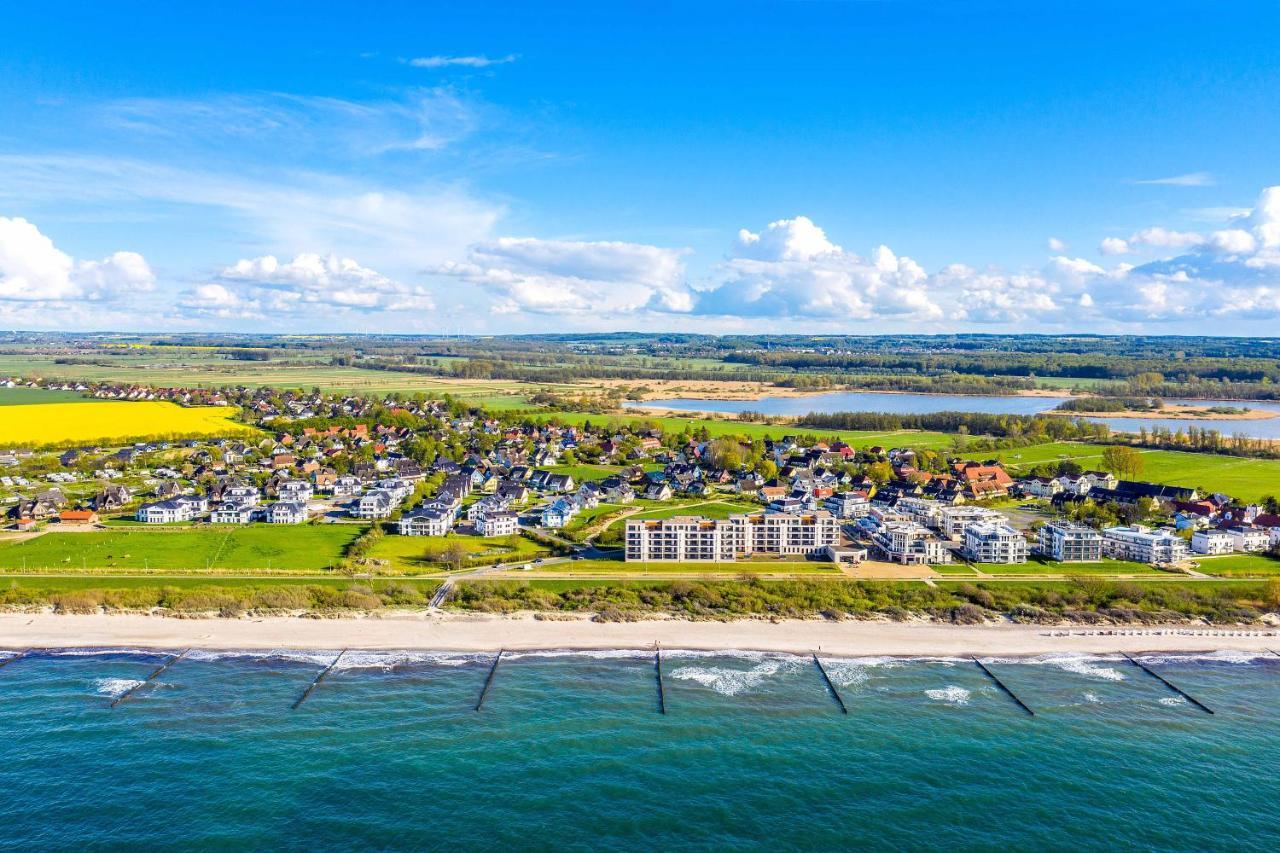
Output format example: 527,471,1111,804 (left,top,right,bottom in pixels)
0,401,258,447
